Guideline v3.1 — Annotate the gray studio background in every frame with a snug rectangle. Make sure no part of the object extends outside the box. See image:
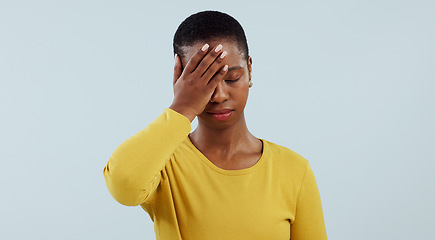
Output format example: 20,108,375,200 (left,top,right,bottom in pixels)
1,0,434,239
